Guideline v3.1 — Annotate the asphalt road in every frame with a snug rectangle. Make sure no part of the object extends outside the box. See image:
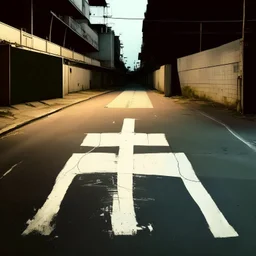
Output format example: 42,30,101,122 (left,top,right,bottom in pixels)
1,84,256,256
